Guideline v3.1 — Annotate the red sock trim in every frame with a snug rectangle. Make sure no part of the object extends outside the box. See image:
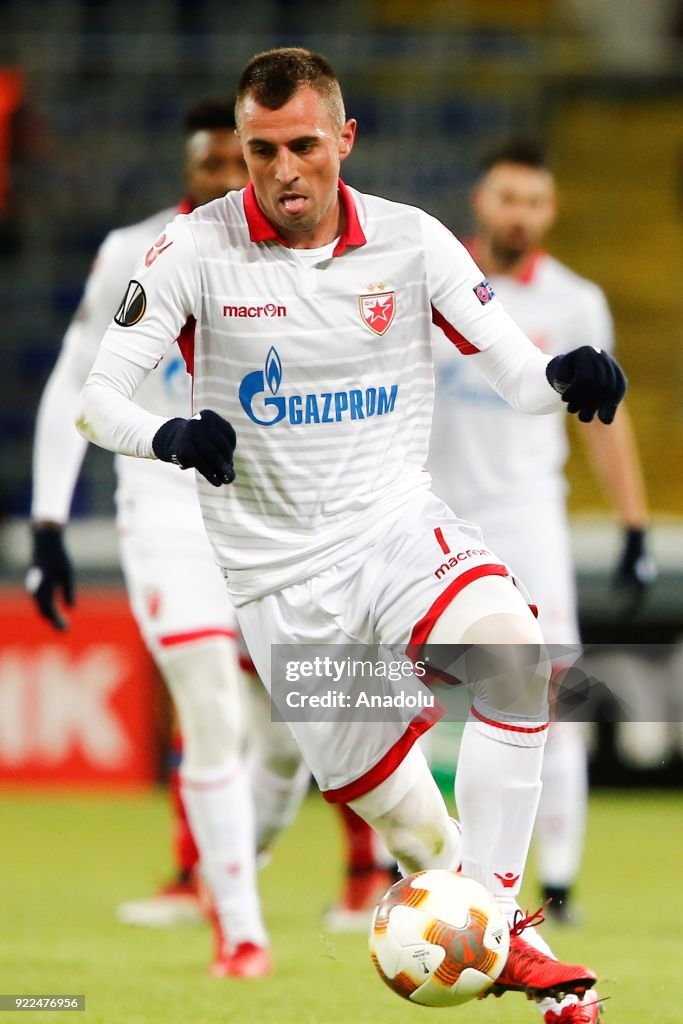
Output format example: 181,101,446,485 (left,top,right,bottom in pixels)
471,706,549,734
